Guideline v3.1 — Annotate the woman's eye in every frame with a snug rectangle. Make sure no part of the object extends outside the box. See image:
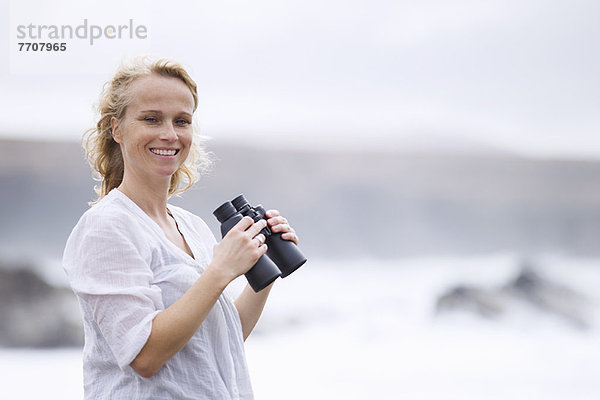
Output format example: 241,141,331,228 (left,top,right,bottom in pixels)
176,119,191,126
144,116,158,123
